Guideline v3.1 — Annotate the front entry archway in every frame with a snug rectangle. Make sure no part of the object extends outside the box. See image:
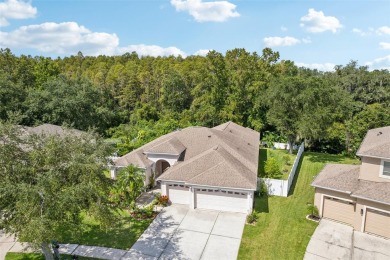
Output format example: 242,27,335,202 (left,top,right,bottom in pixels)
155,159,171,178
